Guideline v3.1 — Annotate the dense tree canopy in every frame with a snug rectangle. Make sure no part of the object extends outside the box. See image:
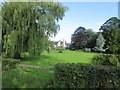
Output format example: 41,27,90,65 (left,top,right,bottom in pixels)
70,27,97,50
2,2,67,58
100,17,120,53
100,17,120,31
0,6,1,55
70,26,88,50
86,29,97,49
106,26,120,53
